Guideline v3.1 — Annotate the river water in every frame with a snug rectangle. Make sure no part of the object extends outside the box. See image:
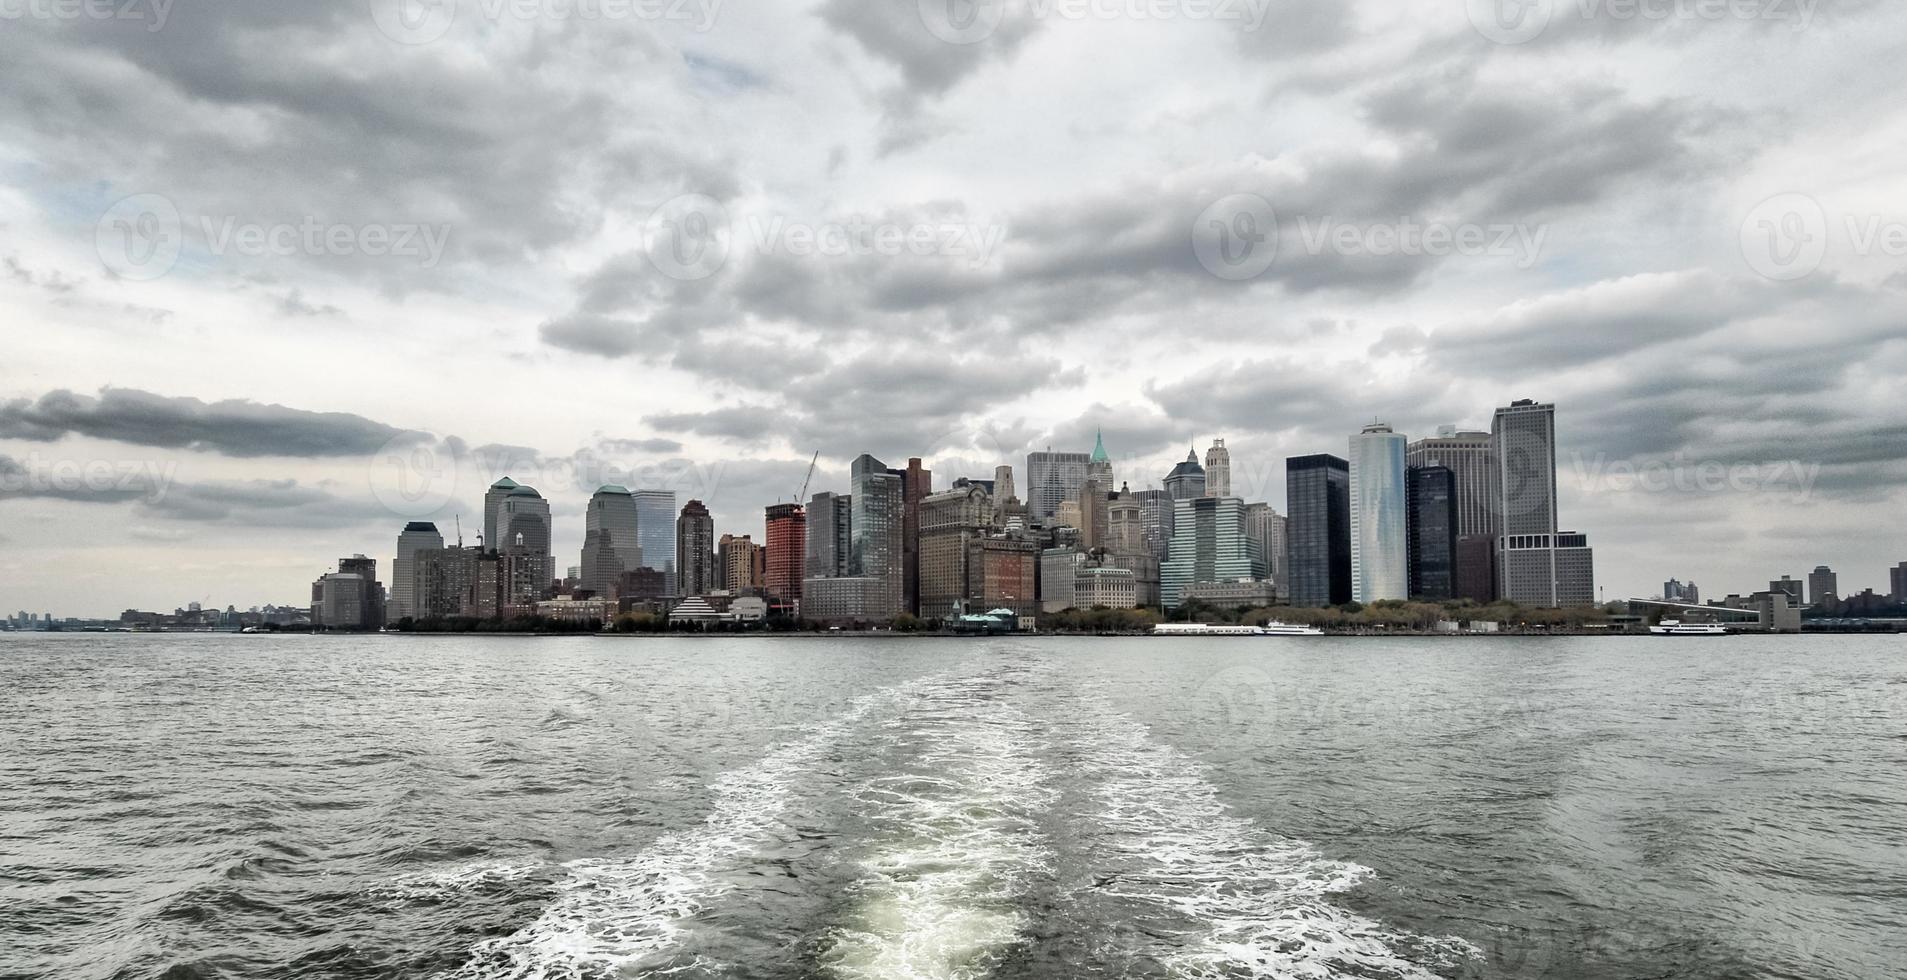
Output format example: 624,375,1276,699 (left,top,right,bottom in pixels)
3,632,1902,979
